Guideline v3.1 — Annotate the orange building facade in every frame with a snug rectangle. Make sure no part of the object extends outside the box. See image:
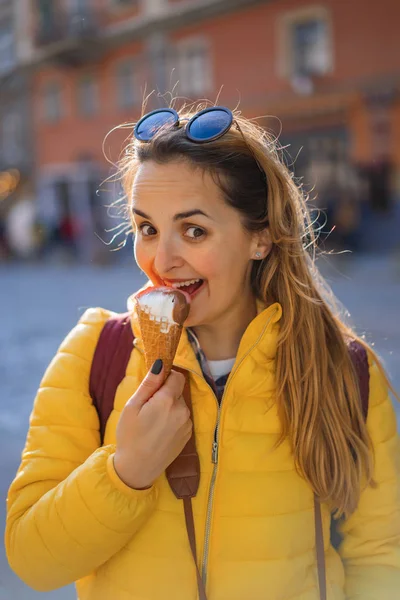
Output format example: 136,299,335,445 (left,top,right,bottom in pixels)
26,0,400,258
